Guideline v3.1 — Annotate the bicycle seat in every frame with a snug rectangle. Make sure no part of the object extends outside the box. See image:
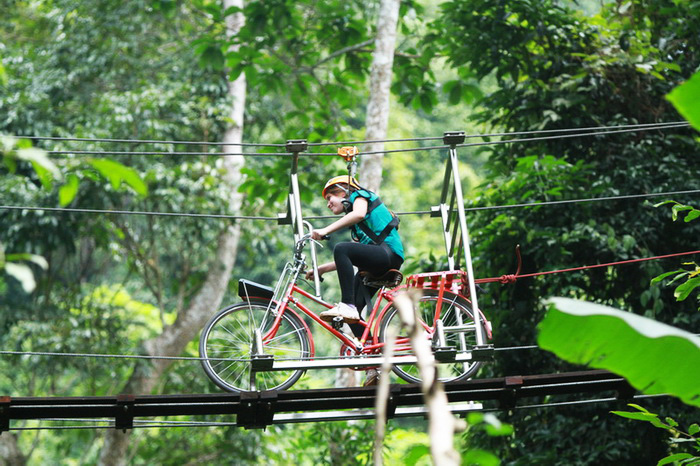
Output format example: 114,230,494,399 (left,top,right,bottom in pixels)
238,279,274,301
359,269,403,288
